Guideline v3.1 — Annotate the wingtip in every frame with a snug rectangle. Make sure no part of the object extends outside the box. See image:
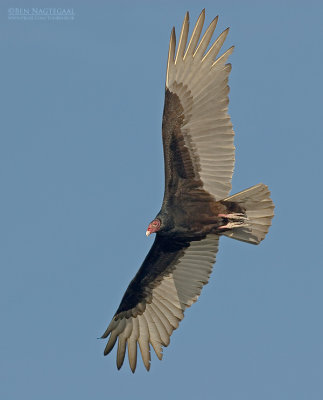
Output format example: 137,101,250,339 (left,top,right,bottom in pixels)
184,8,206,60
170,26,175,45
209,15,219,31
198,8,206,25
129,356,137,373
221,27,230,40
